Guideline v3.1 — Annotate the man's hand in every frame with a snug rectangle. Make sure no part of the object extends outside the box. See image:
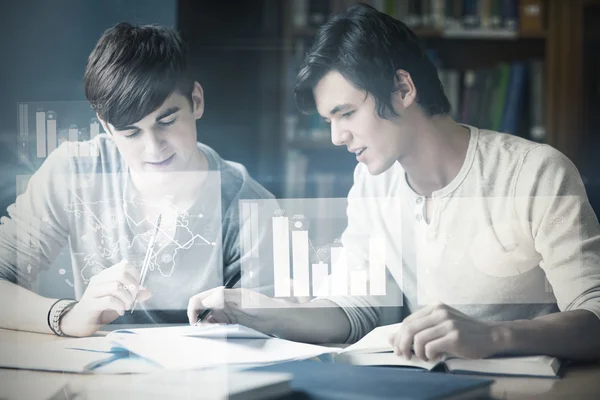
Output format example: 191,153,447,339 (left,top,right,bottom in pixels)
187,287,286,336
389,303,503,361
60,260,152,337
